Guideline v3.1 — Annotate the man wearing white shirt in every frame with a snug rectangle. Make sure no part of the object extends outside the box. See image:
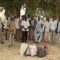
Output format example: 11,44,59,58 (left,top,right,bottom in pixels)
44,17,50,43
15,16,21,41
49,18,58,44
21,16,30,43
15,17,20,29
